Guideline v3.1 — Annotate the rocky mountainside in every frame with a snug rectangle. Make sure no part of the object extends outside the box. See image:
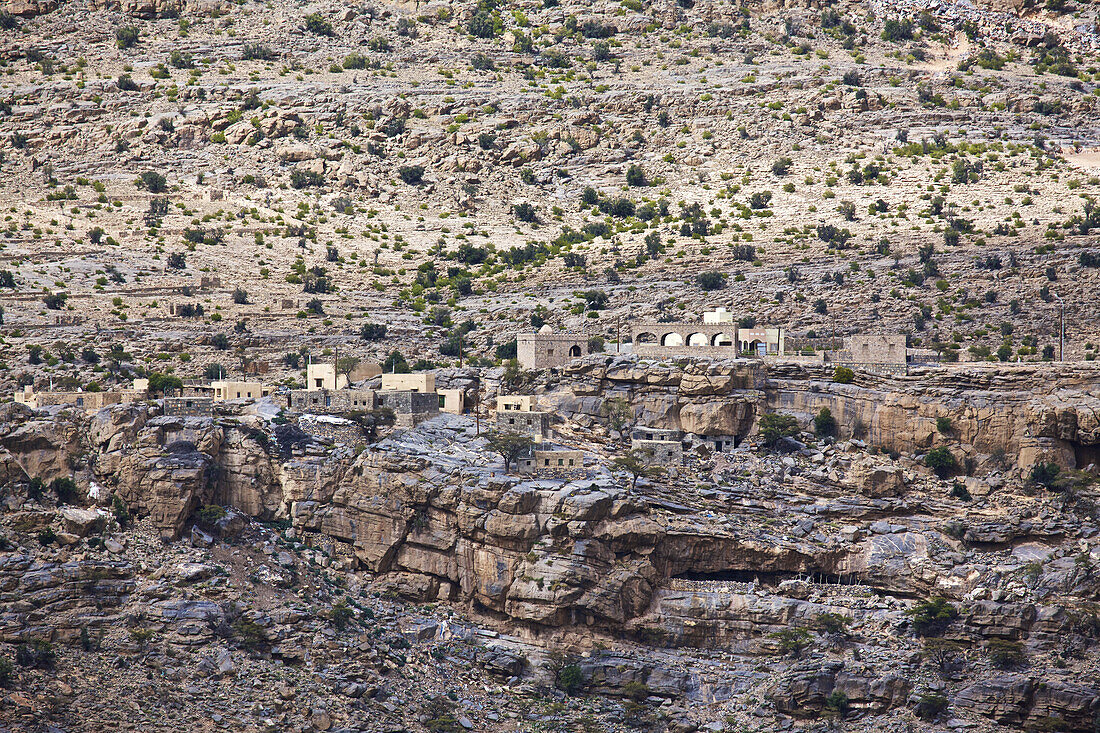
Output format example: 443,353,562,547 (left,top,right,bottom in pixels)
1,356,1099,731
2,0,1100,730
0,0,1100,391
